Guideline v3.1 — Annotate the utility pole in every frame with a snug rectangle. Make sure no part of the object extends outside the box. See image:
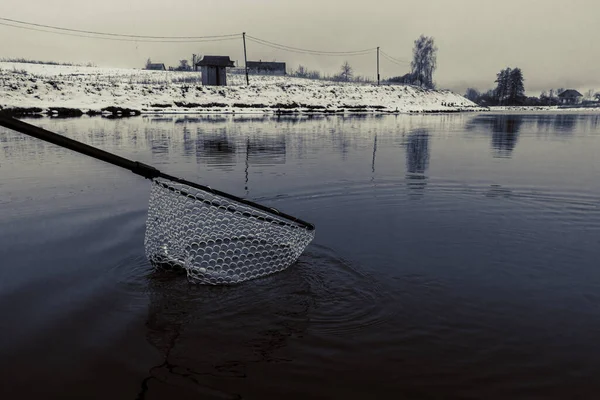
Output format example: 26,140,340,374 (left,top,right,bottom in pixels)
377,47,380,86
243,32,249,85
